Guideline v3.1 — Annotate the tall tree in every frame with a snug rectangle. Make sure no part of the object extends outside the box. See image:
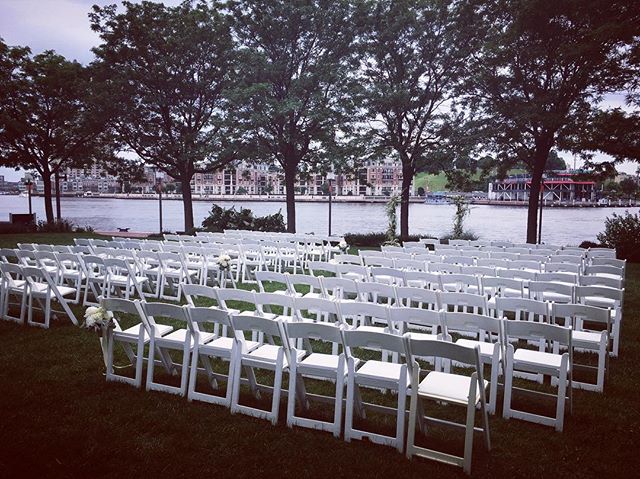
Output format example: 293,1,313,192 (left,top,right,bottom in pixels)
0,41,106,223
90,0,237,231
357,0,475,238
228,0,360,233
462,0,640,243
